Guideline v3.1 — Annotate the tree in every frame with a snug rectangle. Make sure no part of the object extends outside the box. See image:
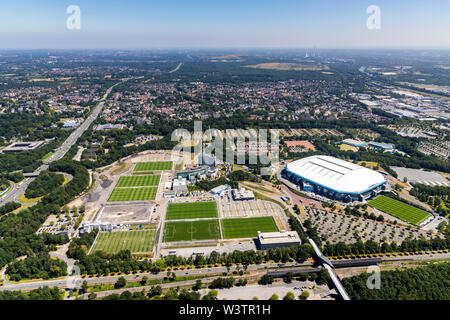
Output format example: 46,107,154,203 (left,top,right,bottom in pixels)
81,280,88,294
269,294,279,300
301,291,310,300
88,292,97,300
193,279,202,291
140,276,148,286
283,292,295,300
202,290,218,300
148,285,162,298
114,276,126,289
284,272,294,283
259,274,273,285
